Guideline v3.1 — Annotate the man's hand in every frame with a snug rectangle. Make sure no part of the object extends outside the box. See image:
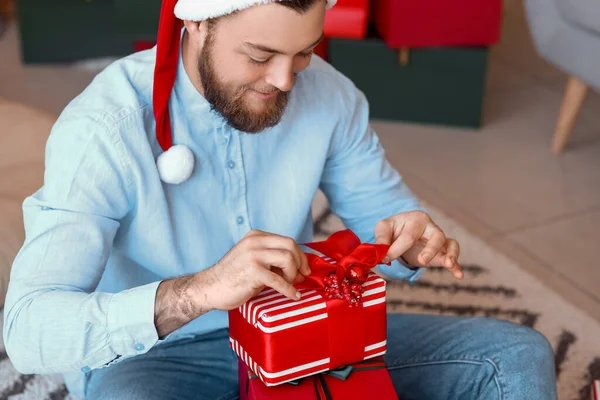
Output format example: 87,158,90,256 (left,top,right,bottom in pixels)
374,211,463,280
205,230,311,310
154,230,310,337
